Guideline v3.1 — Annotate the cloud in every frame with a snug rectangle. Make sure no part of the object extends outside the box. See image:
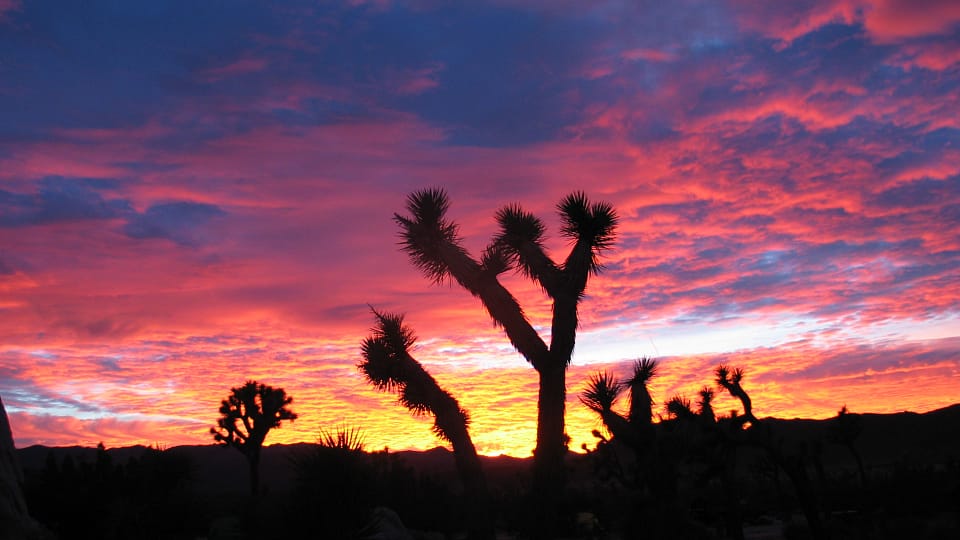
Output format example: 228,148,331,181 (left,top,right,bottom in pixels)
197,56,270,83
731,0,960,45
123,201,226,246
0,177,130,227
863,0,960,43
4,334,957,455
0,0,20,22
